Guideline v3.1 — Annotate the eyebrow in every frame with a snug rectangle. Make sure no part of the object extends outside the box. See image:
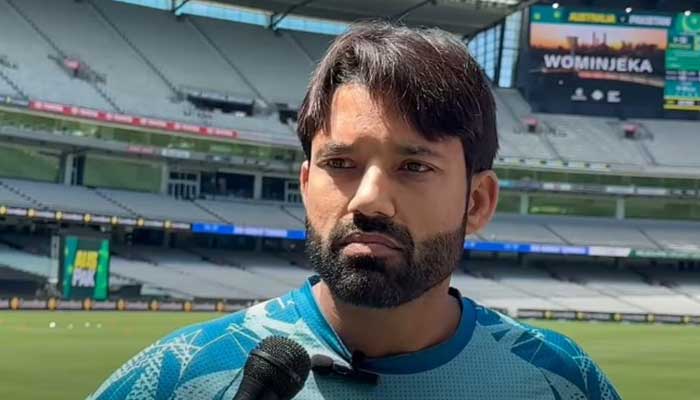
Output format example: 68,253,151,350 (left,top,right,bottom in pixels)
316,141,444,159
395,144,443,159
317,142,354,158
